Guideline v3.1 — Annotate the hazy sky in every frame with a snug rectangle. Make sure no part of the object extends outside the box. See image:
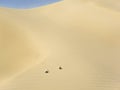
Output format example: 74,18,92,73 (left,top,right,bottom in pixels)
0,0,60,9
